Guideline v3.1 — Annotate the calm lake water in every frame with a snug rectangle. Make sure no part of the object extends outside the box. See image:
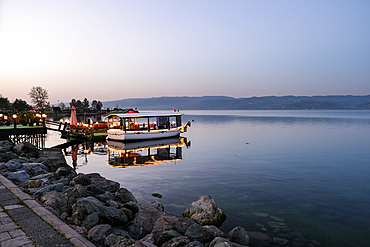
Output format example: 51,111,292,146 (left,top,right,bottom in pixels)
45,110,370,247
